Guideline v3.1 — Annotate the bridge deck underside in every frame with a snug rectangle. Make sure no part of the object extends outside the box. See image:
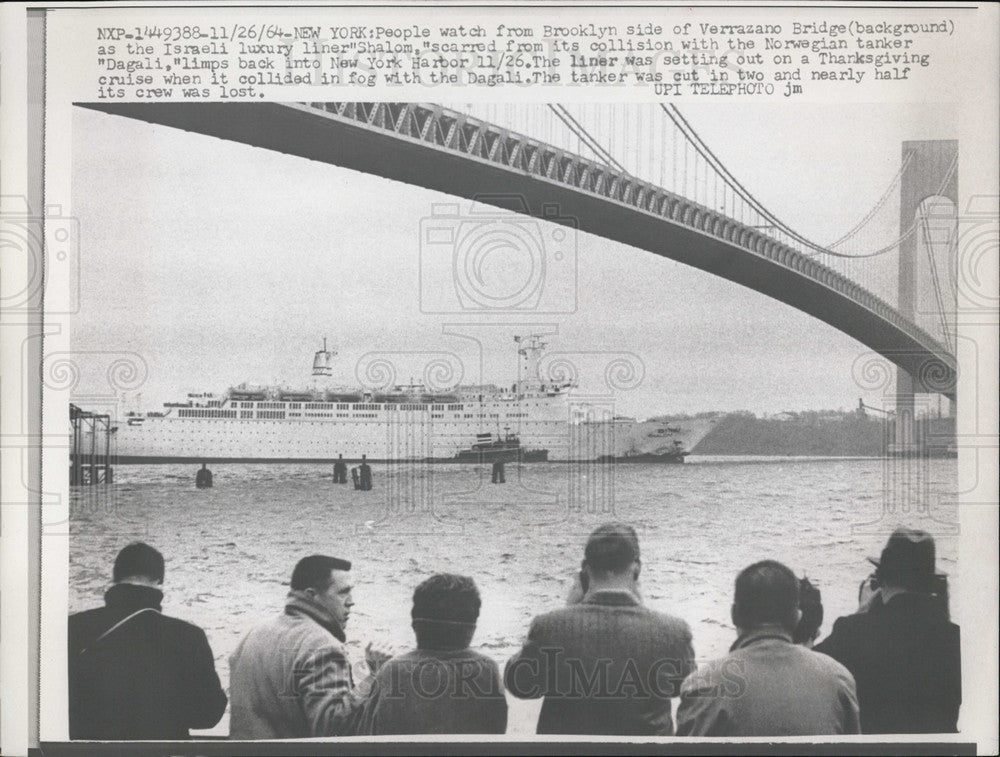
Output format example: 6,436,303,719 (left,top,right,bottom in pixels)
80,102,955,398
